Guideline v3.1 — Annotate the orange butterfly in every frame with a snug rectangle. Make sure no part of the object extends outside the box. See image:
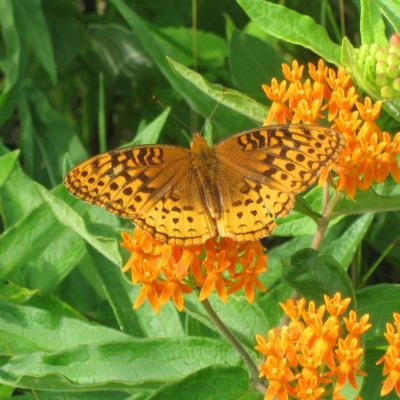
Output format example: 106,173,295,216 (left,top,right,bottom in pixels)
64,125,344,245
